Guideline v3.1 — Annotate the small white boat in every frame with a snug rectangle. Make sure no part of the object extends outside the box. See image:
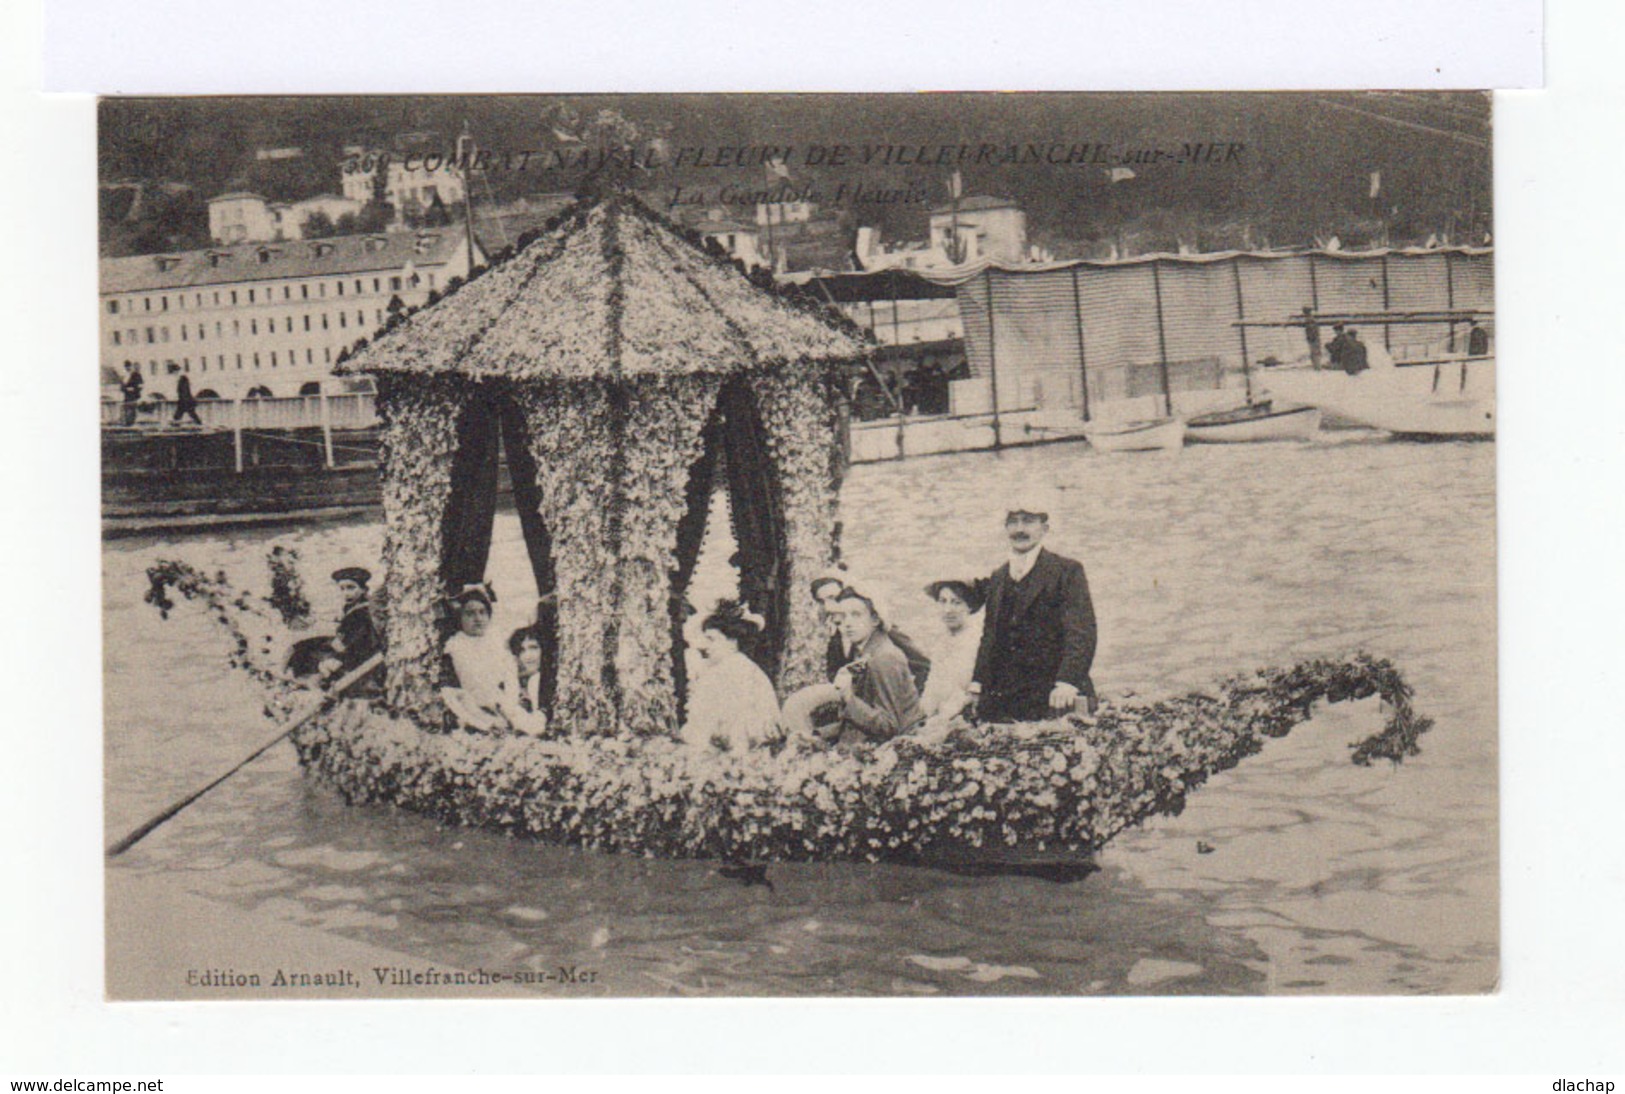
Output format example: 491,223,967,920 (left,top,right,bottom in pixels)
1185,401,1322,444
1083,416,1186,453
1259,365,1494,440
